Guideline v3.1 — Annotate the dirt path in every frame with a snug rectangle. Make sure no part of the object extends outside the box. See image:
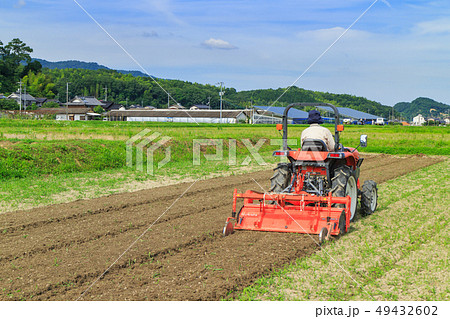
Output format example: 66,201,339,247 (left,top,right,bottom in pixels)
0,154,444,300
